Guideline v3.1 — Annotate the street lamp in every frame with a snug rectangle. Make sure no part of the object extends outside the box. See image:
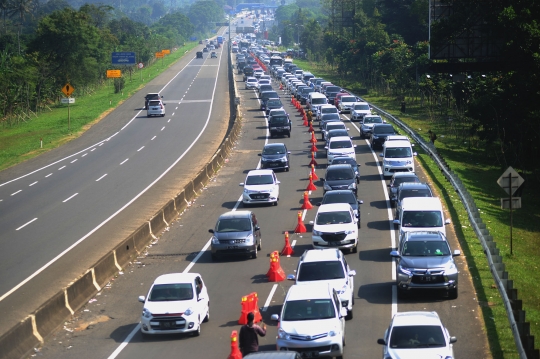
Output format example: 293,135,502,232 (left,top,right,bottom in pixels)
296,24,305,46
